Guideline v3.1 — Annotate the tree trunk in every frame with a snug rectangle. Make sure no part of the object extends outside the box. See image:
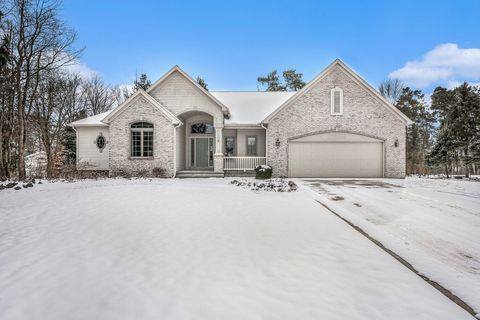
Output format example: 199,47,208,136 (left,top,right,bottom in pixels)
45,146,55,178
0,130,5,179
17,111,26,179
